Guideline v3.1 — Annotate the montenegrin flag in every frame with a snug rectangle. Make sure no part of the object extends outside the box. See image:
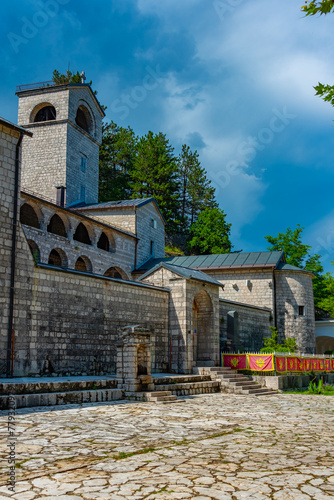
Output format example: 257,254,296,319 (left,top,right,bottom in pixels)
305,358,312,372
276,356,287,373
331,359,334,371
248,354,274,372
222,354,247,370
318,359,325,371
325,359,331,372
287,357,297,371
296,358,305,372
